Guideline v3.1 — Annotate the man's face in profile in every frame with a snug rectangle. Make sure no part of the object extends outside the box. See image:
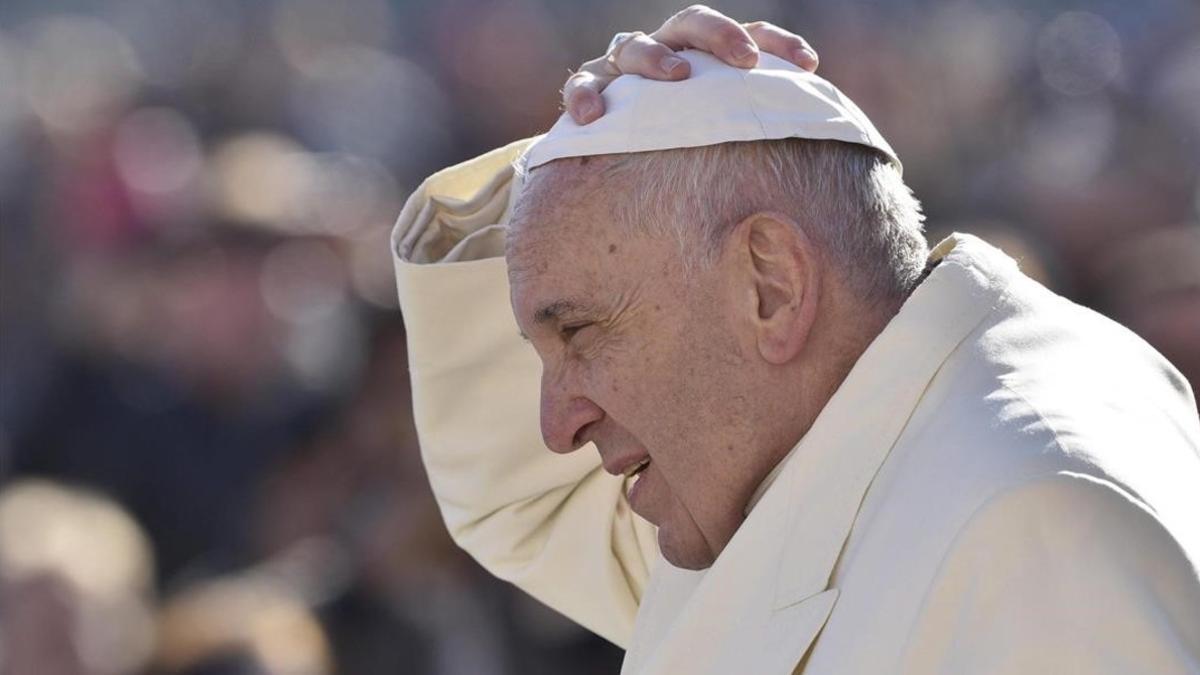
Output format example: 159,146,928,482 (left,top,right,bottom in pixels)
506,157,777,570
